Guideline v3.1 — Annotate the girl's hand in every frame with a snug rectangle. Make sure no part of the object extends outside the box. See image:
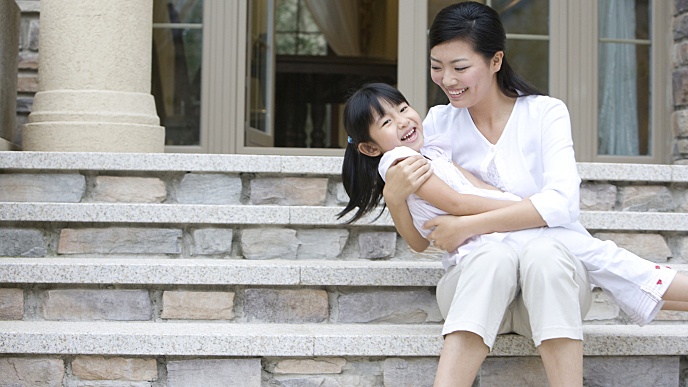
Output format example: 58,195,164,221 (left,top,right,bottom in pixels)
423,215,475,252
382,156,433,206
